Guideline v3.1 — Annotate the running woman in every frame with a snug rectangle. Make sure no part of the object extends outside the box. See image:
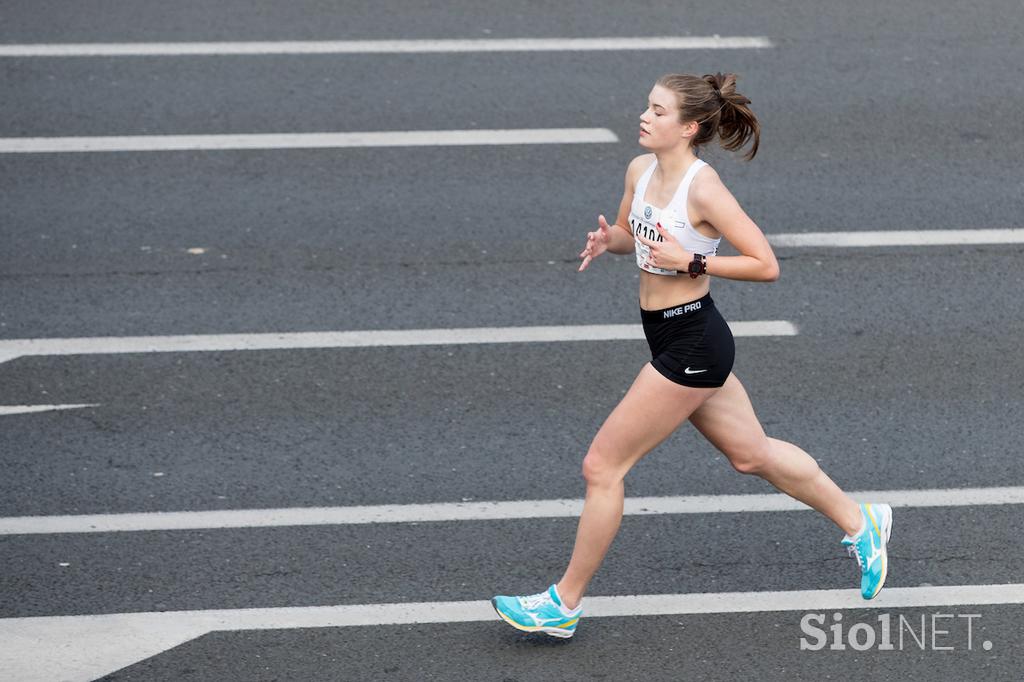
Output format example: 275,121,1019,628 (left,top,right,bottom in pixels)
492,73,892,638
